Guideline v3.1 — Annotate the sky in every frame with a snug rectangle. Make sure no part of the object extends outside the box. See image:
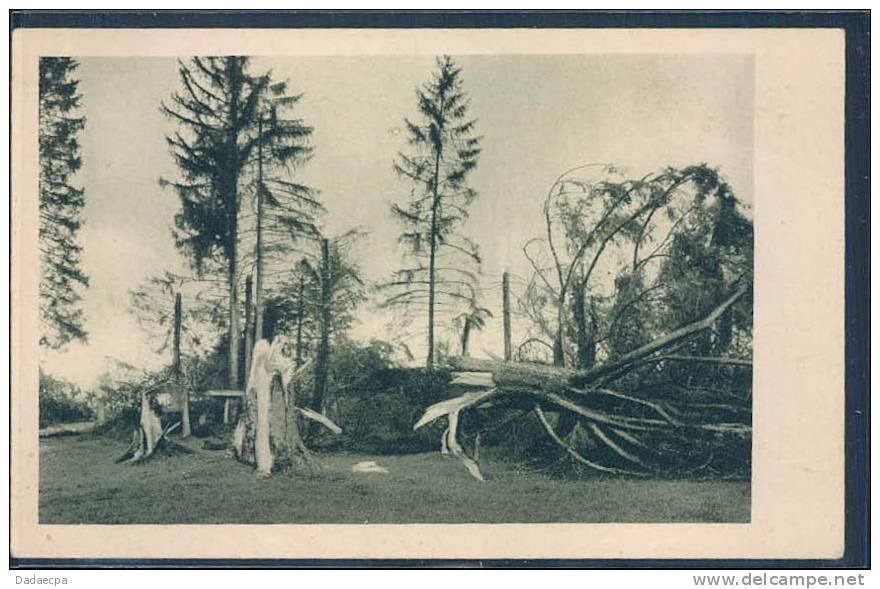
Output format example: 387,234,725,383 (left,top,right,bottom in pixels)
41,54,754,388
